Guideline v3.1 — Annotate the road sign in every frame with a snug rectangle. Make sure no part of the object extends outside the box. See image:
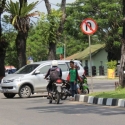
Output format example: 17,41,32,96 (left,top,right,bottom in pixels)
80,18,98,92
80,18,97,35
56,47,64,54
27,56,33,64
